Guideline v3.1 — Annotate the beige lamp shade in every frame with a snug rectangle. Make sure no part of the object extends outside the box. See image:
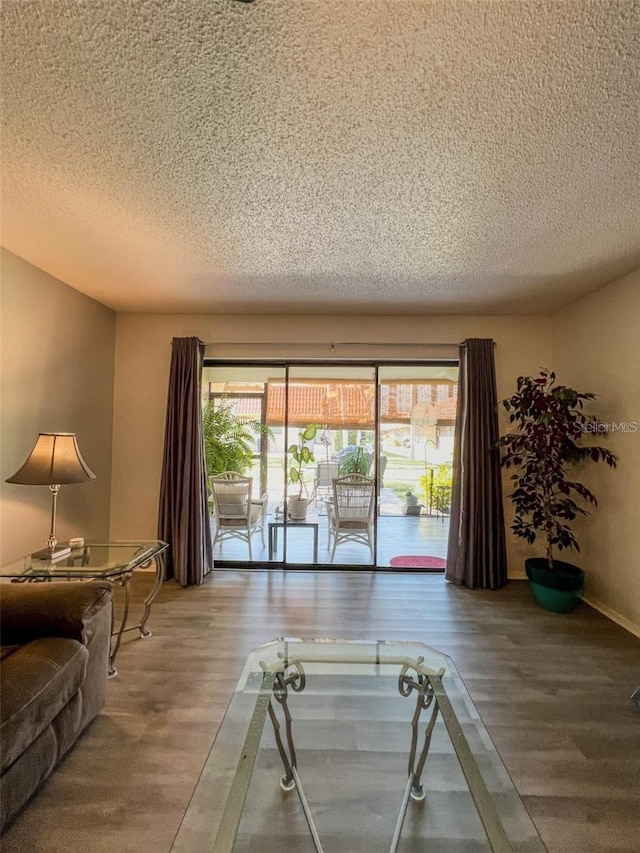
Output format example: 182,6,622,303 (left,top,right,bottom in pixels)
6,433,96,486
